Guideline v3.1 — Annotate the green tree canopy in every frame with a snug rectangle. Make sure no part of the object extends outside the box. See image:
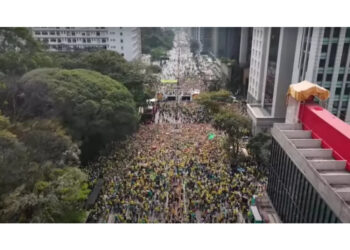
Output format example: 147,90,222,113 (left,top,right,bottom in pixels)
0,112,90,222
15,68,139,162
247,133,271,168
195,90,232,113
141,28,175,54
49,50,156,105
0,28,54,76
